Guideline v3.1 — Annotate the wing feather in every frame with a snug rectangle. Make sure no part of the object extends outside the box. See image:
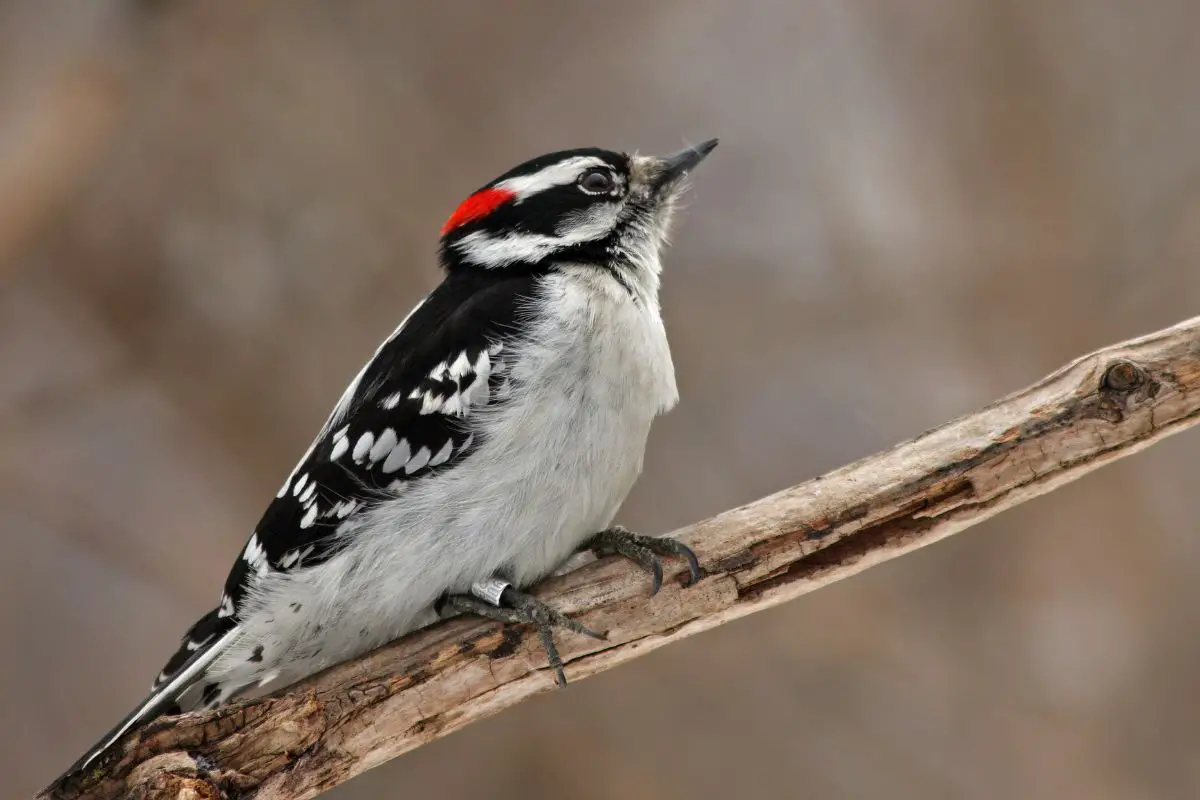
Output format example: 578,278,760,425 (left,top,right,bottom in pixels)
54,271,540,786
